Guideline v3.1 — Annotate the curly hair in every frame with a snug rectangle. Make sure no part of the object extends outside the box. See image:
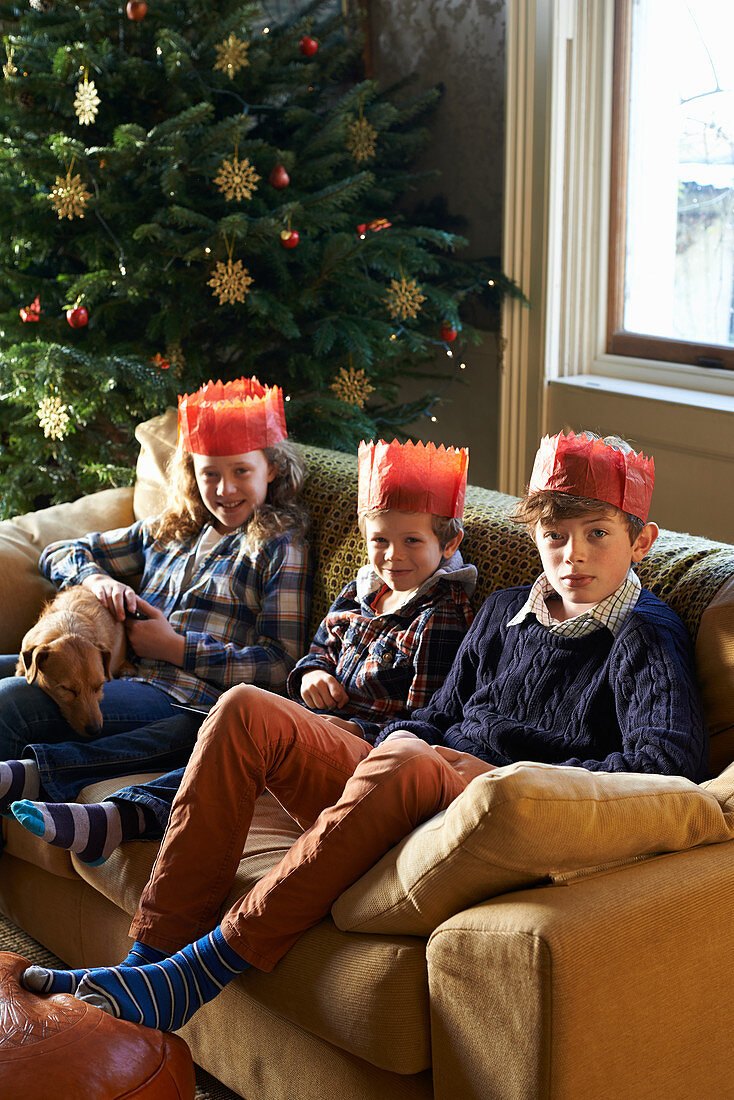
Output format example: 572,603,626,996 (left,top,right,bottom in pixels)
151,441,309,555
